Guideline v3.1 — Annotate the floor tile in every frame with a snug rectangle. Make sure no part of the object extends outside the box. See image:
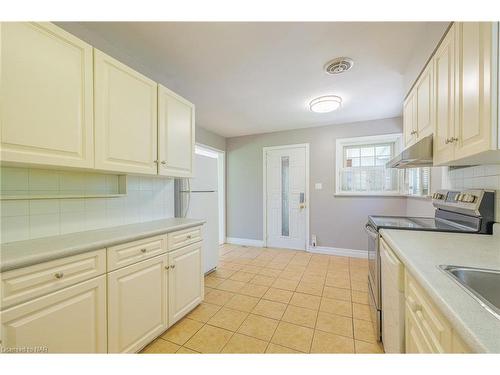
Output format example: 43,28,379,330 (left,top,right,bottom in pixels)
279,270,303,281
316,311,353,338
237,314,279,341
296,281,323,296
184,325,233,353
325,273,351,289
355,340,384,353
262,287,293,304
301,275,325,285
351,279,369,292
310,330,355,353
250,274,276,287
265,343,300,353
252,299,287,320
187,302,221,323
259,268,282,277
323,286,351,302
352,303,372,321
204,276,225,288
271,321,314,353
289,292,321,310
176,346,199,354
210,268,237,279
161,318,204,345
221,333,268,353
204,289,235,306
224,294,260,312
216,279,247,293
240,265,262,274
281,305,318,328
271,278,299,291
141,338,180,353
207,307,248,331
351,290,369,305
230,271,256,282
239,283,269,298
353,318,377,343
319,297,353,317
266,262,288,270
